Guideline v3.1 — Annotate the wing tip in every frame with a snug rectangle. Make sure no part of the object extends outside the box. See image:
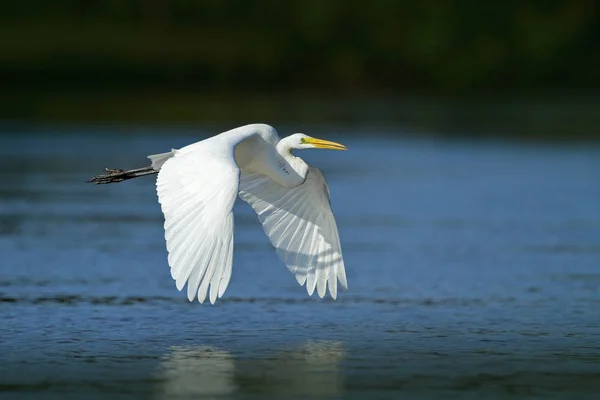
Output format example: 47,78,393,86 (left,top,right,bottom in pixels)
209,286,218,305
339,279,348,291
186,291,196,303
